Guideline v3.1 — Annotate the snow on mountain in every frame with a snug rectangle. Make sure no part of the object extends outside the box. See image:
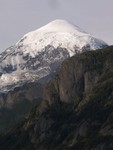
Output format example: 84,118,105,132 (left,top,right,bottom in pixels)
16,19,107,56
0,19,108,91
